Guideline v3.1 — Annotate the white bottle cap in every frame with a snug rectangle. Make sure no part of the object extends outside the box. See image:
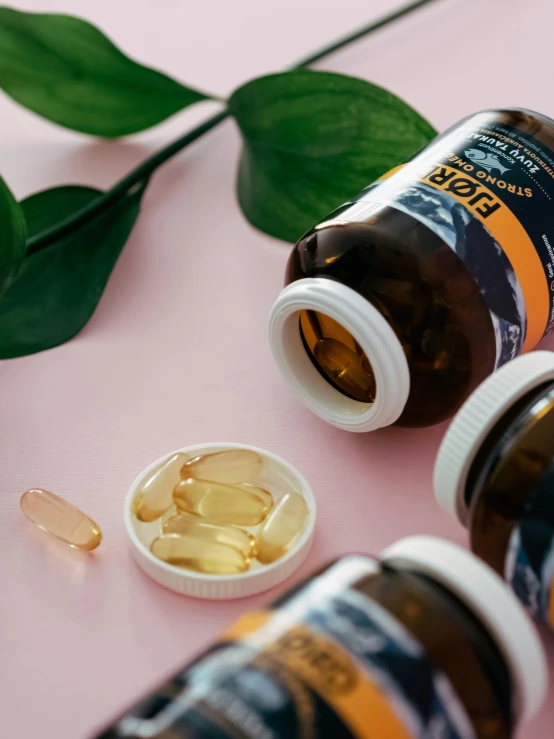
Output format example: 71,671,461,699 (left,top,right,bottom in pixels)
382,536,548,724
269,278,410,432
124,443,316,600
433,351,554,525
